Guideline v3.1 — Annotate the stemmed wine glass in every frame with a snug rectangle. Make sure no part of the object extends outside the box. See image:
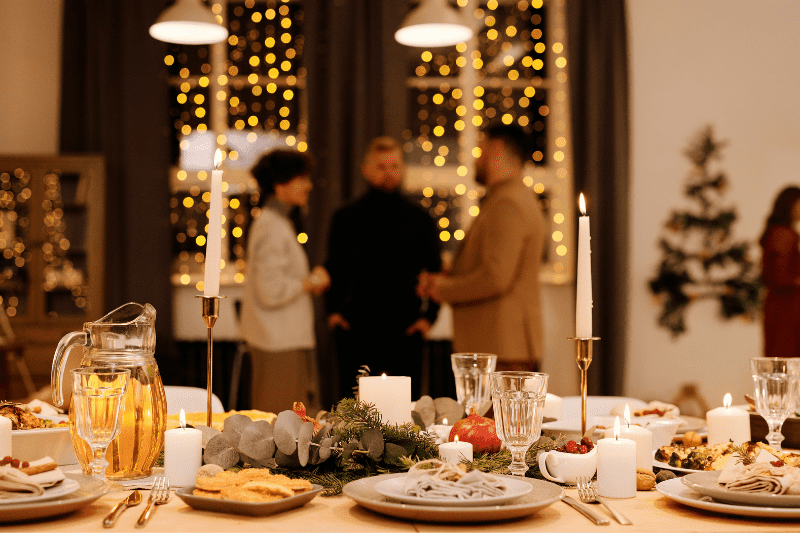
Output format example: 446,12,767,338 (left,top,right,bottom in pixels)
490,371,548,476
751,358,800,451
451,353,497,414
71,367,130,480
